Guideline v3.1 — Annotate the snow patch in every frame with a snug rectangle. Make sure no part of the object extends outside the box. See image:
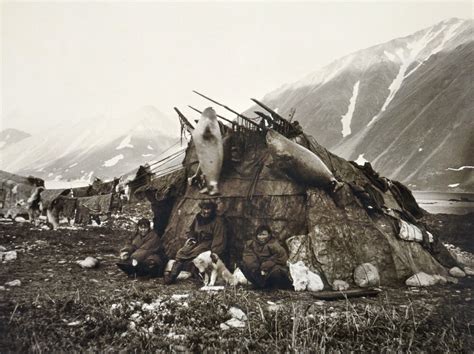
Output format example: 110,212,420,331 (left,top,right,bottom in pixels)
85,171,94,182
340,80,360,137
48,172,54,177
142,154,153,157
147,145,154,150
116,135,134,150
69,162,78,168
369,25,448,126
425,21,463,63
53,175,63,181
384,51,396,61
448,183,460,188
418,148,423,152
354,154,368,166
103,154,124,167
0,141,6,149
